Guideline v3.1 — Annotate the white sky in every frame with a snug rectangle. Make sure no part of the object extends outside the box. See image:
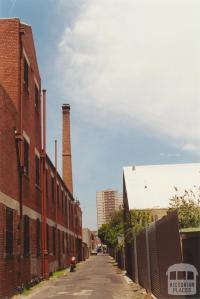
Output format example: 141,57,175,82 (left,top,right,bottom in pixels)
58,0,200,154
124,163,200,209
